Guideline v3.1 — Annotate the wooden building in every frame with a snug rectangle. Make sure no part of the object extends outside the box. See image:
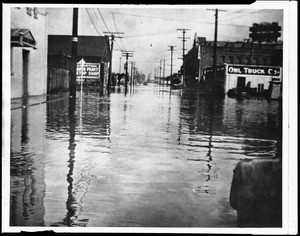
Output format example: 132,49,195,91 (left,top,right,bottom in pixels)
47,35,110,93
